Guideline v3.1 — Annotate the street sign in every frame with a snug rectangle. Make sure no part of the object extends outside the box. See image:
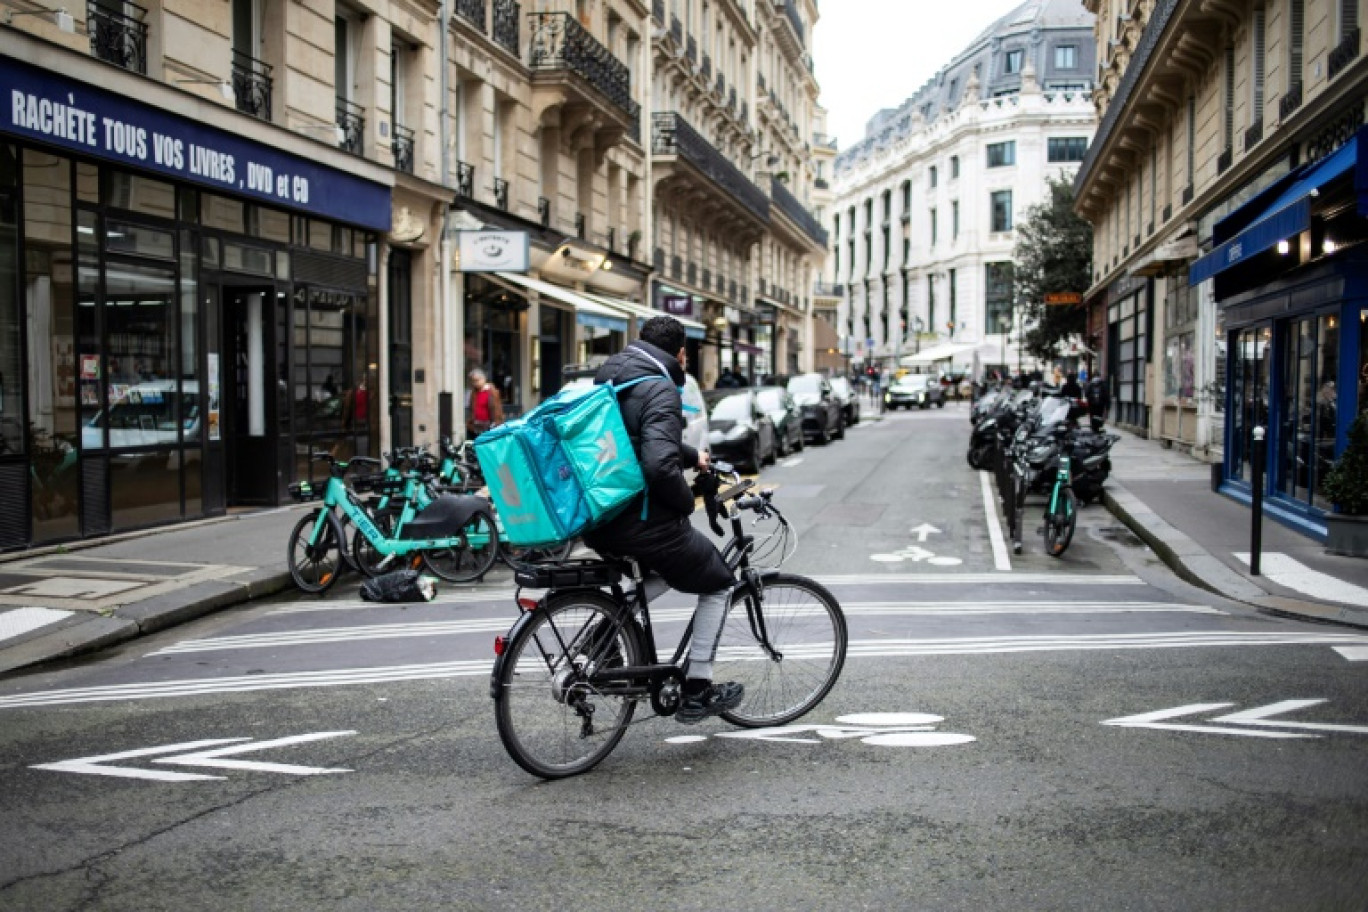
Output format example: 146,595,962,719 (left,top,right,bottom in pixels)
1044,292,1082,305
